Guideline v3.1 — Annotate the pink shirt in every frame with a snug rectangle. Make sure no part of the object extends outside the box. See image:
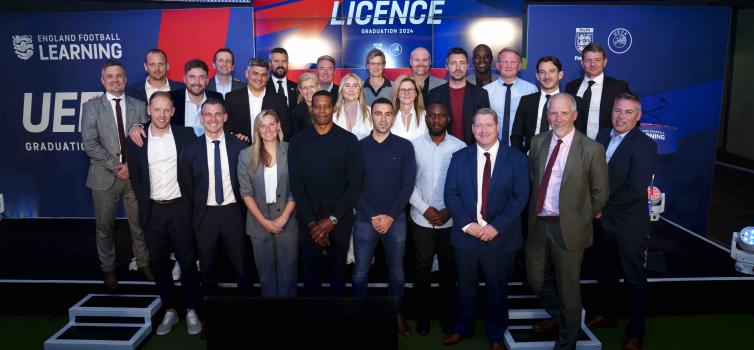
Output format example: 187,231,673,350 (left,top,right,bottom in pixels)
539,127,575,216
